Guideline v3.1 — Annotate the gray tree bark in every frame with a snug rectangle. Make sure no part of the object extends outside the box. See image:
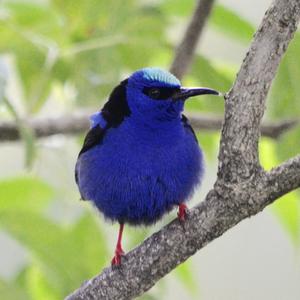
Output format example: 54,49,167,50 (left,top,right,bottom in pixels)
66,0,300,299
0,112,296,141
169,0,216,79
